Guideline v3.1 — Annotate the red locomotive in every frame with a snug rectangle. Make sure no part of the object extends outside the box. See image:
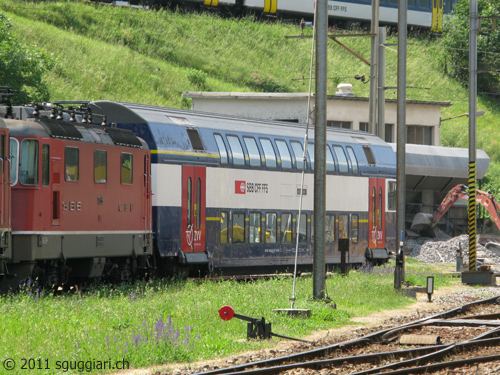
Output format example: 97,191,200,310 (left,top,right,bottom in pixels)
1,99,153,288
